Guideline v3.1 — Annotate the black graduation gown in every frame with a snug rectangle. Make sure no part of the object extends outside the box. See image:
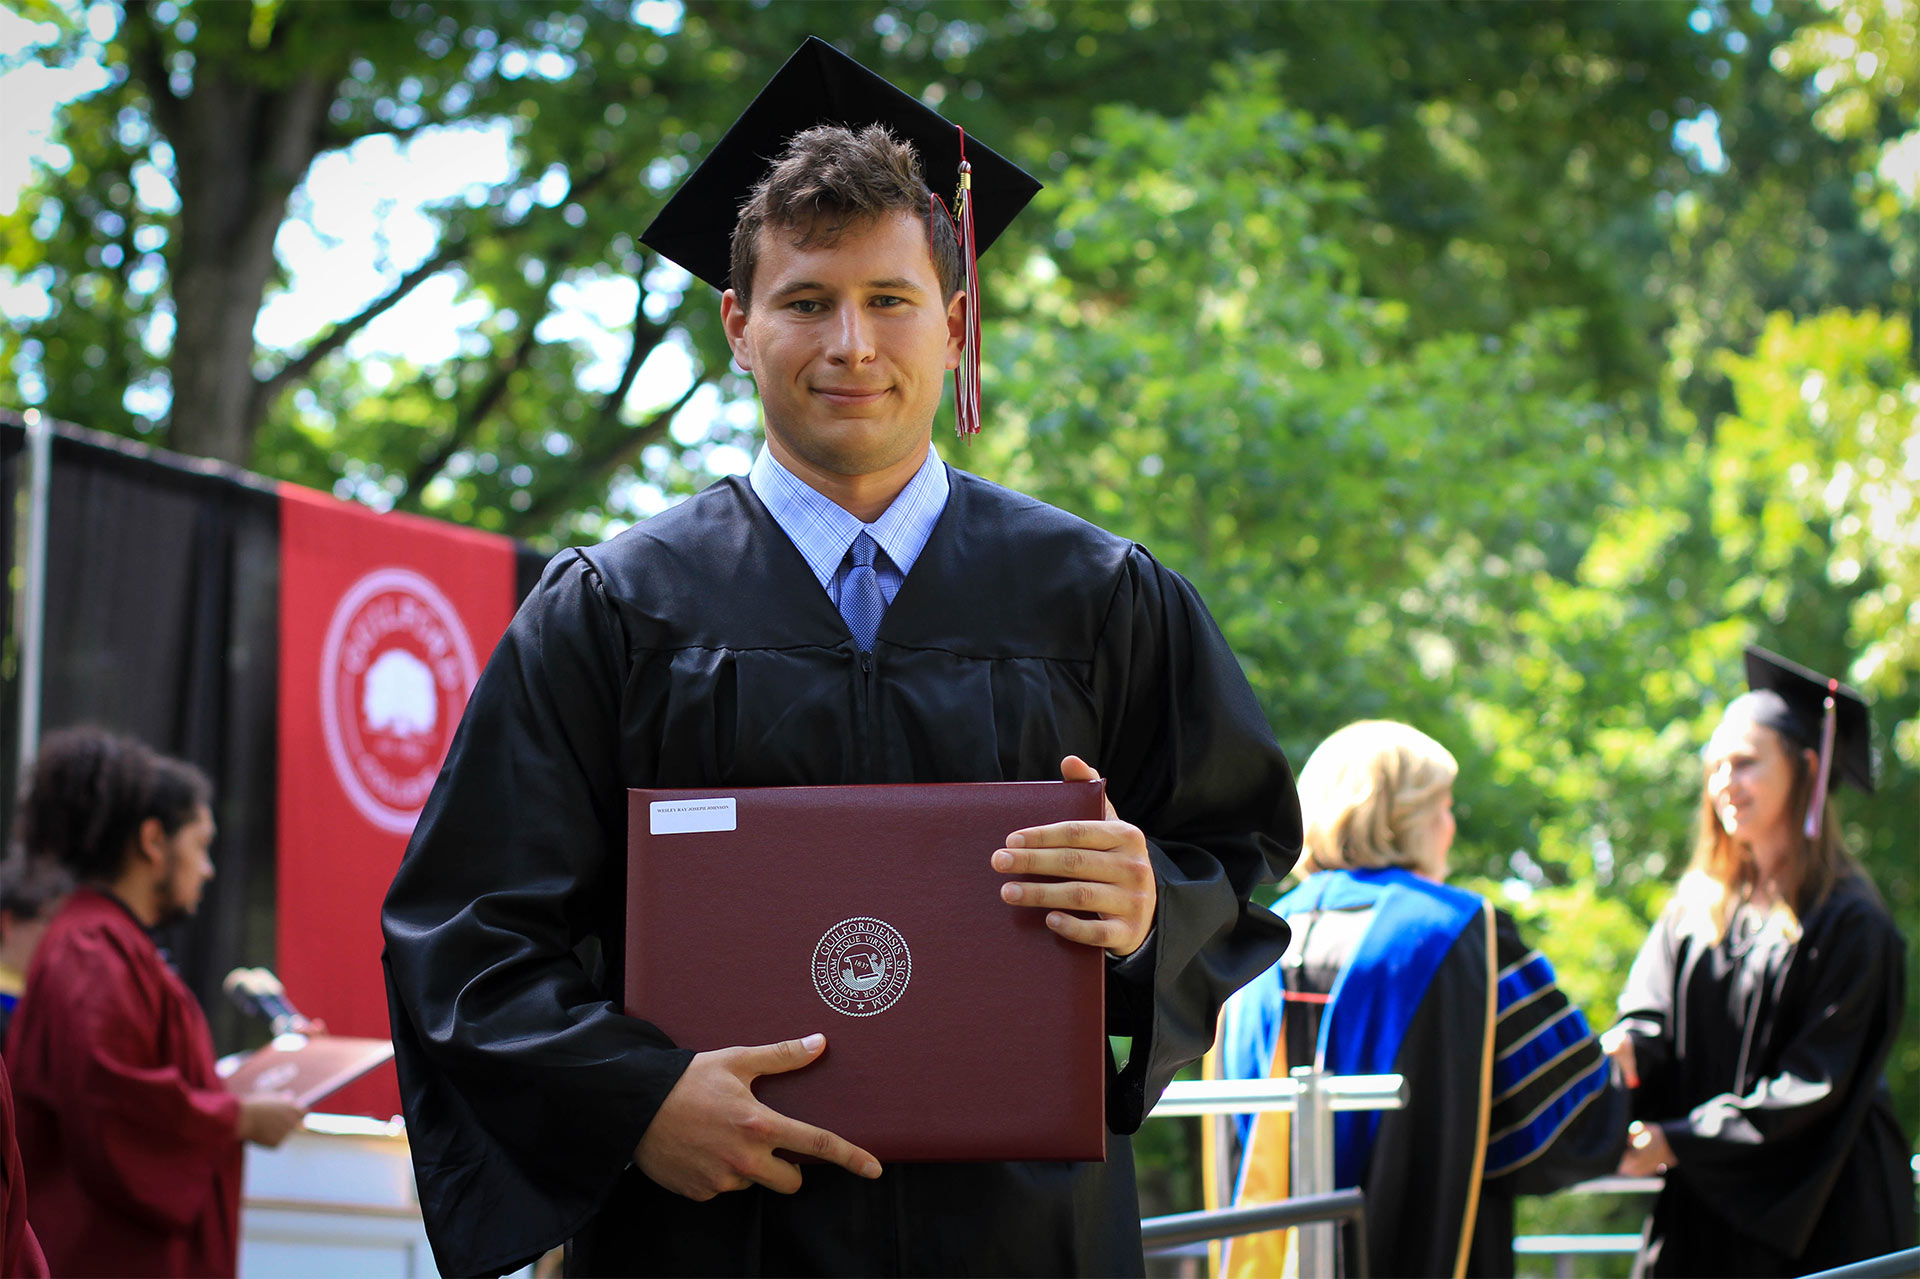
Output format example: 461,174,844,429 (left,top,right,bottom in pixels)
381,468,1301,1277
1615,872,1916,1277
